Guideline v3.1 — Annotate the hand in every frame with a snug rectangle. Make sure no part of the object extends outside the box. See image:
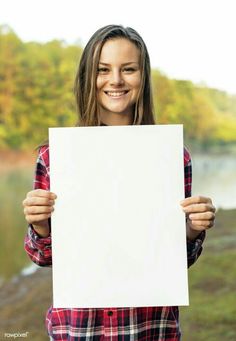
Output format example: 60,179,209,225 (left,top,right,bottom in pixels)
22,189,57,237
180,196,216,240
